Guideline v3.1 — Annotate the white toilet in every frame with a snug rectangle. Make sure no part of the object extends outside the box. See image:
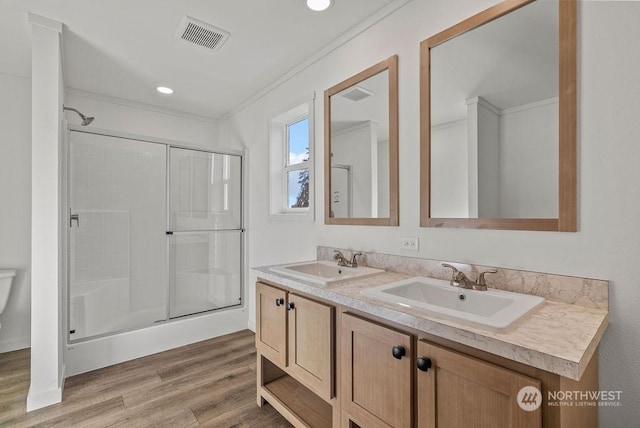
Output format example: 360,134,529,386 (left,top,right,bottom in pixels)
0,269,16,331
